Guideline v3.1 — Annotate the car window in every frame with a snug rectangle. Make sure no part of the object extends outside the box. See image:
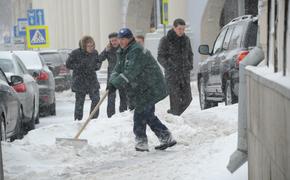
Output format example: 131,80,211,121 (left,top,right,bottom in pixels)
14,56,27,75
212,28,228,55
0,70,7,81
59,52,69,63
40,53,63,65
15,52,43,70
0,59,15,73
244,22,258,48
228,24,245,50
223,26,235,50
